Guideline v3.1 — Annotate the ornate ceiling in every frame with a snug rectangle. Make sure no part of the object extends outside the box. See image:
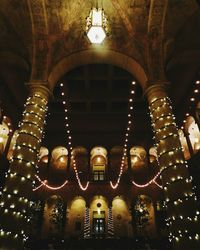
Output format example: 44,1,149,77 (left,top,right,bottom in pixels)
0,0,200,149
0,0,198,81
